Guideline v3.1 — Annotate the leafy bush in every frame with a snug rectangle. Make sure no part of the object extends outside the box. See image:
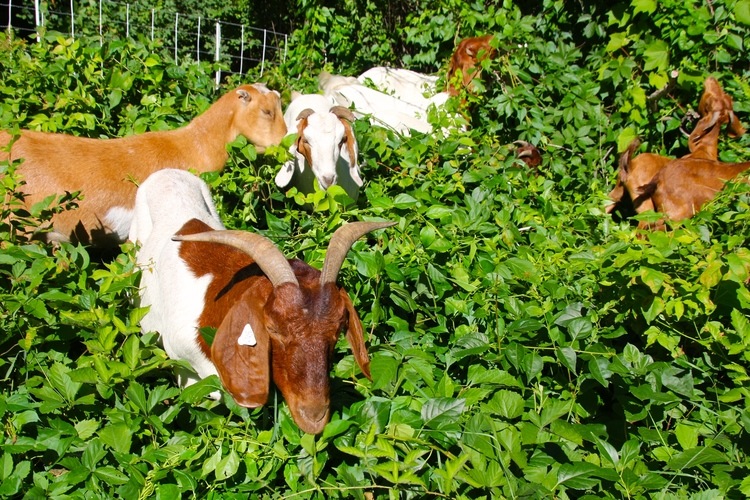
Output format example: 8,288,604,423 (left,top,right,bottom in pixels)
2,1,750,497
